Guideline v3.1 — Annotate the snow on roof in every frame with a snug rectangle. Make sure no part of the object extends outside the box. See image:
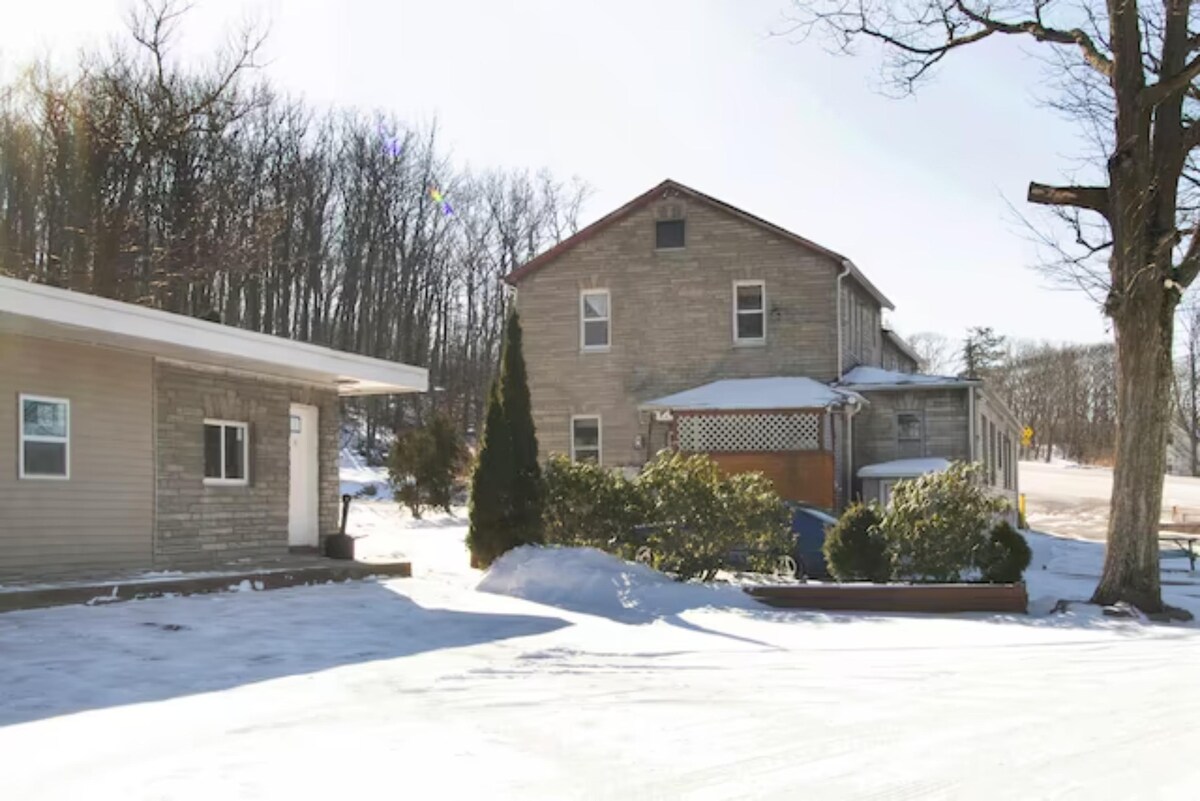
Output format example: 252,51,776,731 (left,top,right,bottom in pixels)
857,458,952,479
640,377,864,412
838,366,973,389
